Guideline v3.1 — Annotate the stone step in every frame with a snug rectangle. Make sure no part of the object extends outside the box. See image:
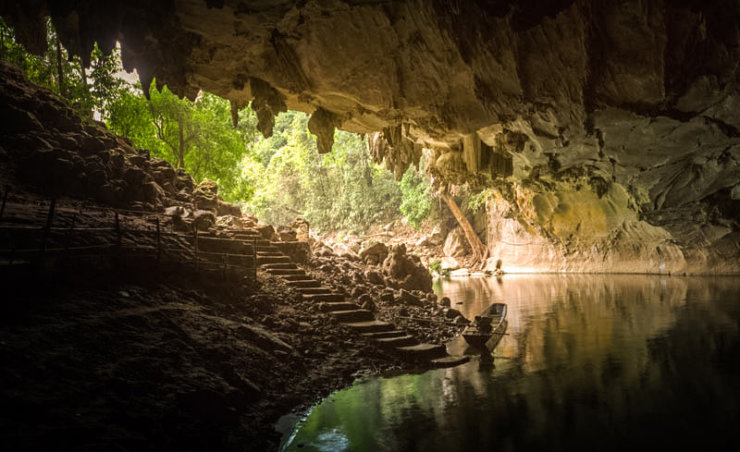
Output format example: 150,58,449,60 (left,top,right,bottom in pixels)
261,263,298,270
257,256,292,265
330,309,374,322
257,245,280,253
361,329,408,340
396,343,447,361
374,335,419,348
342,320,395,334
303,293,345,303
282,274,312,281
257,251,283,257
319,302,360,313
430,355,470,368
265,268,306,276
231,232,260,239
287,279,322,288
296,287,333,295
